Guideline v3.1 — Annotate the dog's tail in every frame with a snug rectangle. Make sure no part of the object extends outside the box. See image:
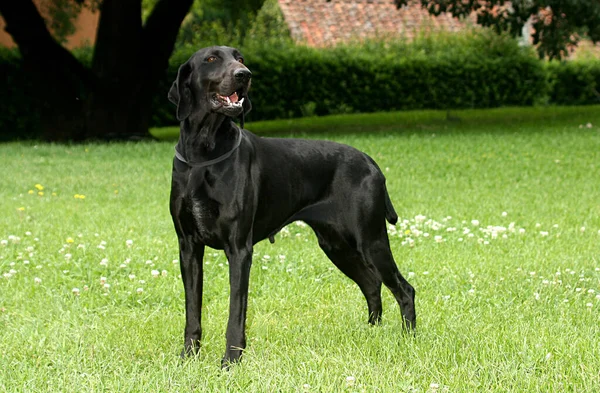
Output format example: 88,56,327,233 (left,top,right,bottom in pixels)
384,184,398,225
